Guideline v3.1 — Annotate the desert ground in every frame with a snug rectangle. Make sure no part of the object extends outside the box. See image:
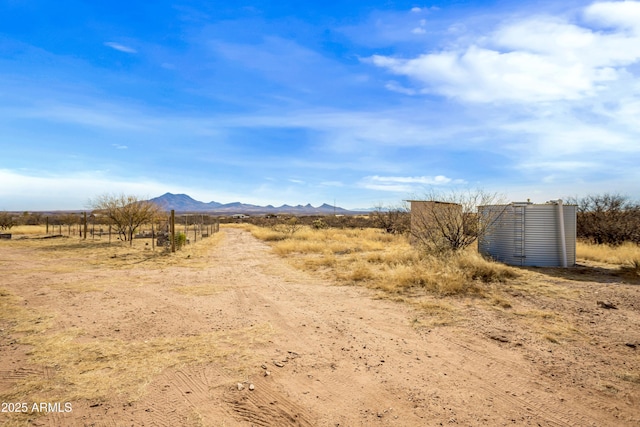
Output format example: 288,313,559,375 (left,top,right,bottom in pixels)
1,226,639,426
